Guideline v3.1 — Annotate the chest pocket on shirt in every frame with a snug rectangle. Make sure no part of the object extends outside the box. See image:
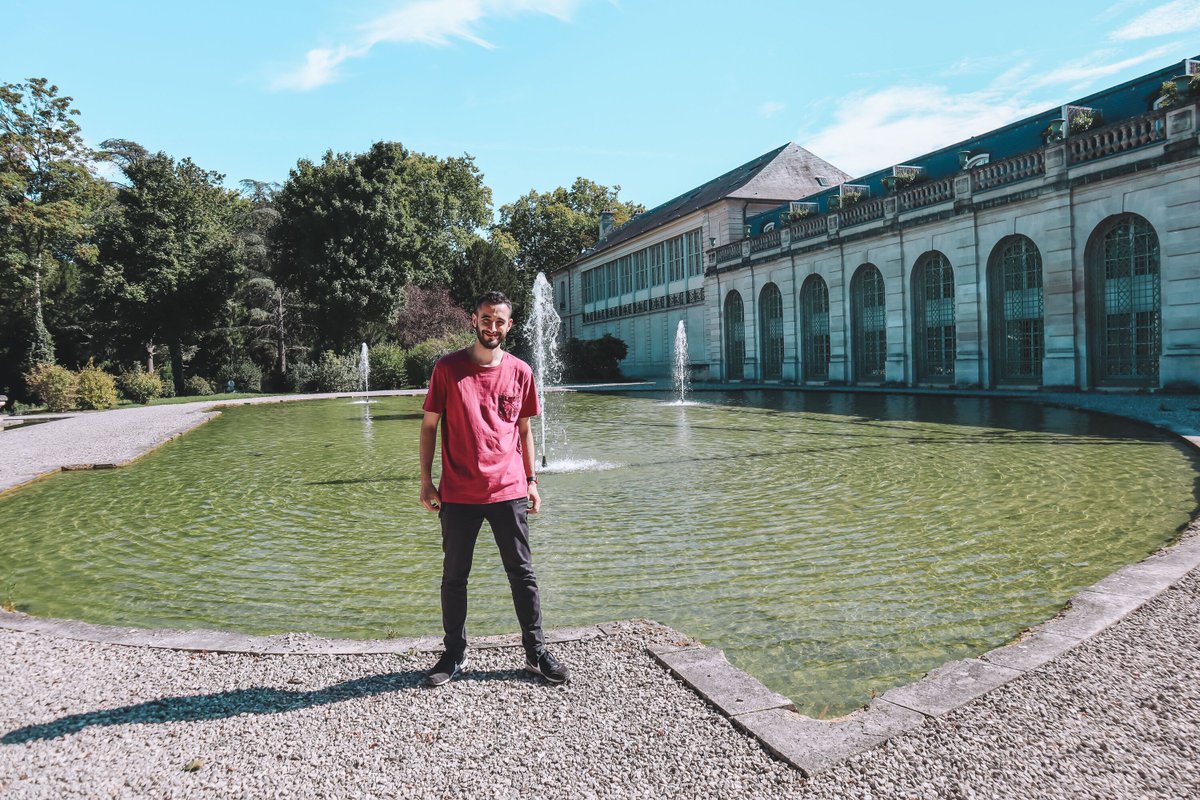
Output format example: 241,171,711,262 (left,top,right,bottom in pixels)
498,393,520,422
